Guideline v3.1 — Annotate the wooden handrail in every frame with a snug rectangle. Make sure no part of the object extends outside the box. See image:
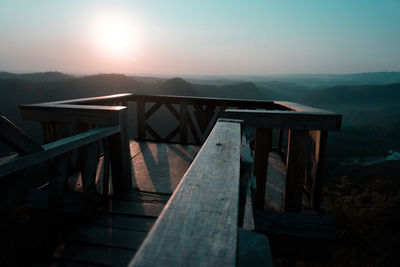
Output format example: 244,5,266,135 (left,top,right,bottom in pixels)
0,125,120,178
129,120,242,267
223,109,342,131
